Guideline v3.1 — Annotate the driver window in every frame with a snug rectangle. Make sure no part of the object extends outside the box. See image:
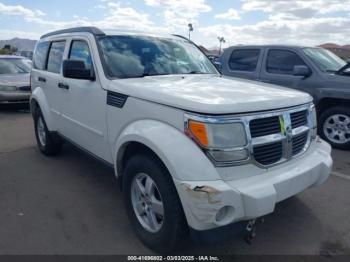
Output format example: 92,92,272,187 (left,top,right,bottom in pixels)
69,40,92,70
